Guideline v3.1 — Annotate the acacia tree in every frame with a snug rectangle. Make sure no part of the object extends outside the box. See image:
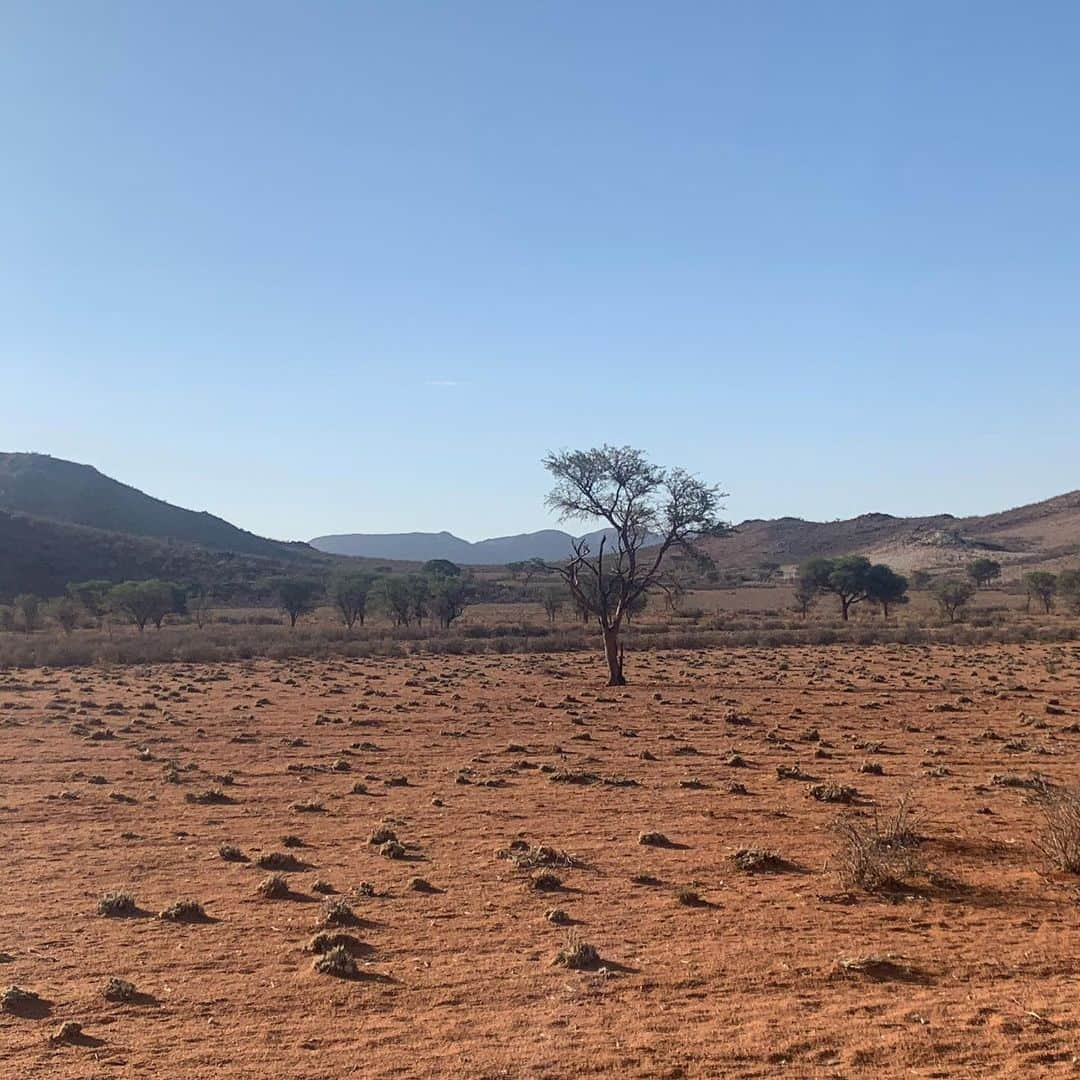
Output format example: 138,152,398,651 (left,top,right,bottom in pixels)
67,579,112,627
379,575,414,627
792,578,818,618
1023,571,1057,614
866,564,909,618
331,572,375,630
543,446,727,685
933,578,975,623
275,578,320,628
188,588,213,629
800,556,902,622
540,584,565,624
109,580,175,631
429,577,472,629
1058,569,1080,614
47,596,80,634
967,558,1002,588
